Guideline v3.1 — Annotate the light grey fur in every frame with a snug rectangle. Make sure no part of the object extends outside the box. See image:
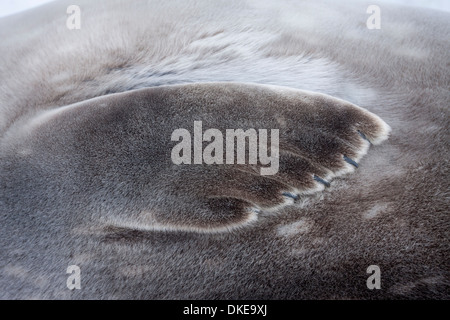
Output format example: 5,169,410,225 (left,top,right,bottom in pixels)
0,0,448,299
